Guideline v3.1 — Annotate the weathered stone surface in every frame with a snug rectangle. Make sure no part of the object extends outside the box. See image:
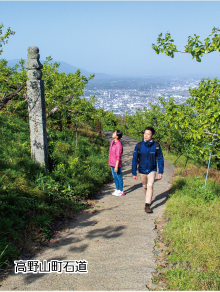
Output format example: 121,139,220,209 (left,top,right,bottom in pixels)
27,69,42,80
26,46,48,170
26,45,43,70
